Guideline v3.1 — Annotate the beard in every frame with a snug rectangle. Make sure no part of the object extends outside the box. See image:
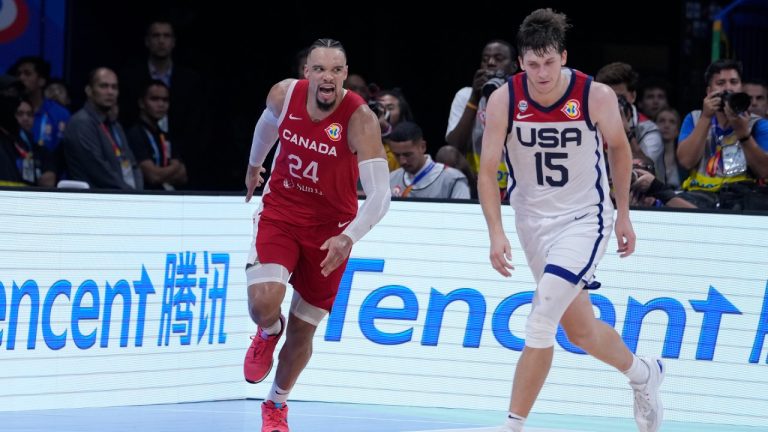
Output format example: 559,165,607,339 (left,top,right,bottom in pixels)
316,96,334,112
